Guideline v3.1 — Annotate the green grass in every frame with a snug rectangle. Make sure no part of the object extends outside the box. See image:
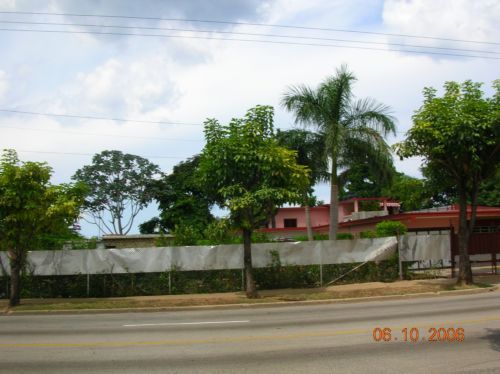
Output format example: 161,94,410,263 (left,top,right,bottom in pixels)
3,281,493,312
